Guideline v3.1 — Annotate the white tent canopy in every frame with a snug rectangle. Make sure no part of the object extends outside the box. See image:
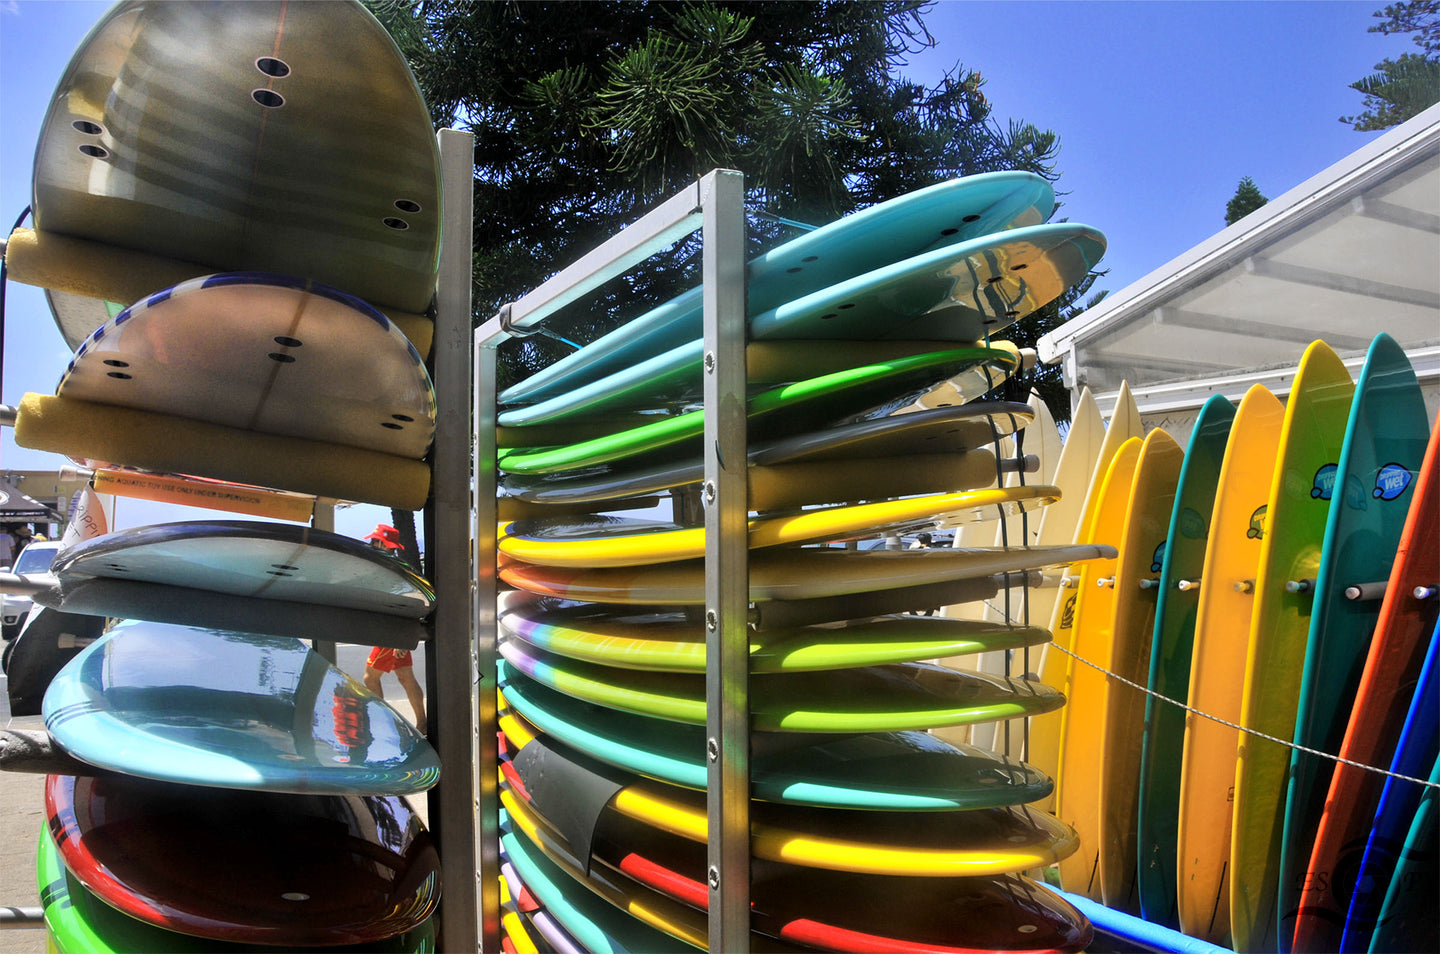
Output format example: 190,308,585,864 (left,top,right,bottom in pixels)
1039,103,1440,433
